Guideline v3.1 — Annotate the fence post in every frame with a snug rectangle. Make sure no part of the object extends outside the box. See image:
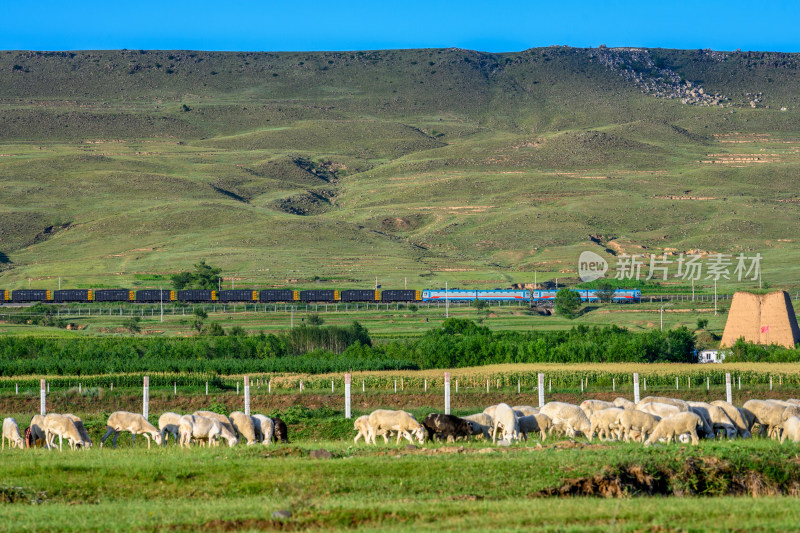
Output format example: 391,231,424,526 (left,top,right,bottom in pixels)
345,374,351,419
633,373,640,404
549,379,551,393
425,379,427,392
206,381,208,395
244,376,250,416
79,383,81,394
644,378,647,391
707,377,710,391
300,381,303,392
486,379,489,393
111,382,113,391
538,373,545,408
726,373,732,404
676,377,679,390
580,379,584,393
269,379,272,393
444,372,451,415
394,380,397,393
738,376,741,390
362,380,365,393
237,382,239,395
518,379,520,394
770,376,773,391
143,376,149,420
455,379,458,393
174,382,177,395
40,379,46,416
613,378,615,392
15,383,18,395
